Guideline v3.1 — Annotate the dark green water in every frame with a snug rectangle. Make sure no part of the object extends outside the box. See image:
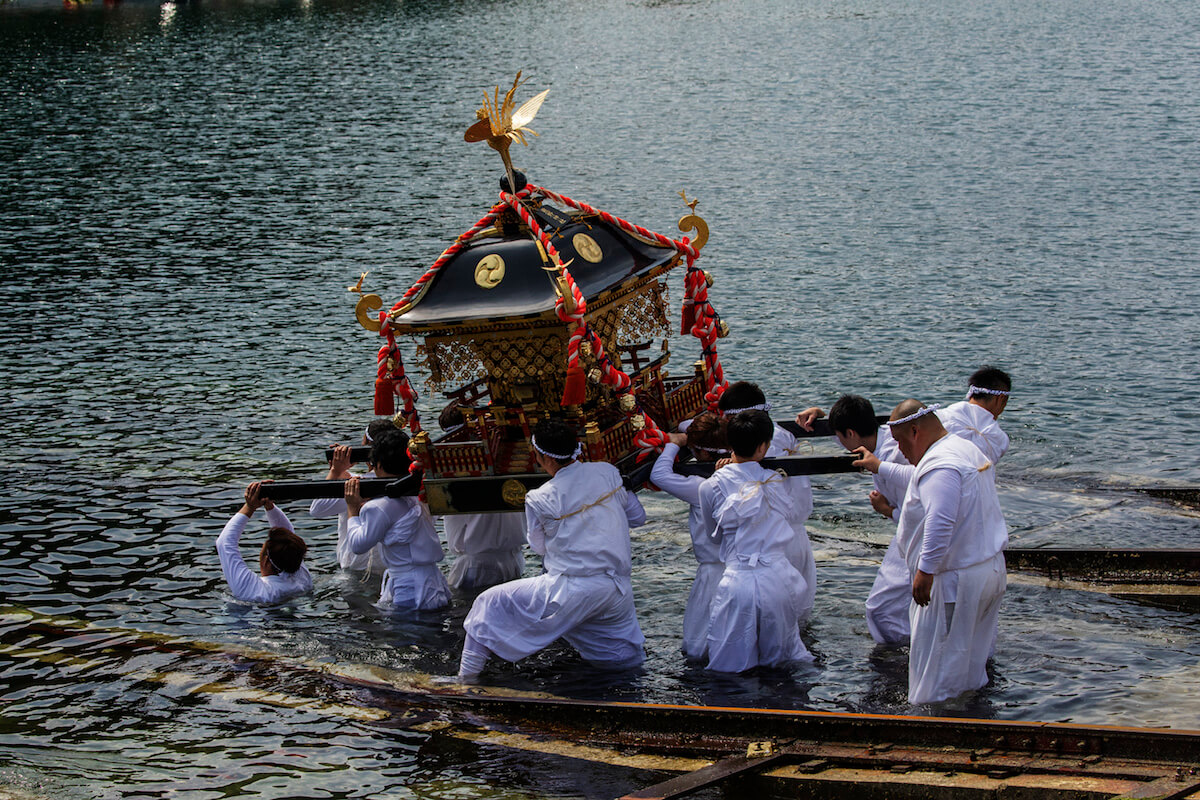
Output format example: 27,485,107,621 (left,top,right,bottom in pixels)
2,0,1199,796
